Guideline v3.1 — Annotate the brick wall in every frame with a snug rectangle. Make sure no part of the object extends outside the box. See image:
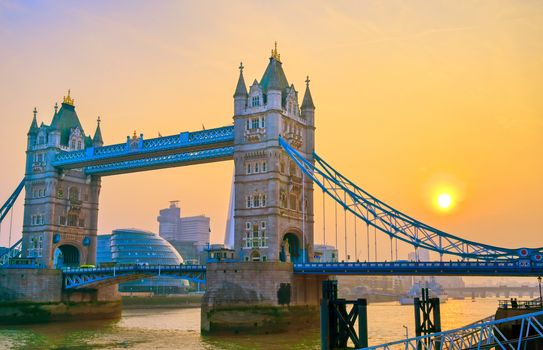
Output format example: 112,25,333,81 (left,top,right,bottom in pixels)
0,268,62,302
